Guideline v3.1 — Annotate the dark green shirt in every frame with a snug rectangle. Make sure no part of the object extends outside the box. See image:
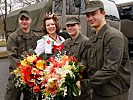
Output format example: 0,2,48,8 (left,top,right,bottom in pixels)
81,23,131,96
